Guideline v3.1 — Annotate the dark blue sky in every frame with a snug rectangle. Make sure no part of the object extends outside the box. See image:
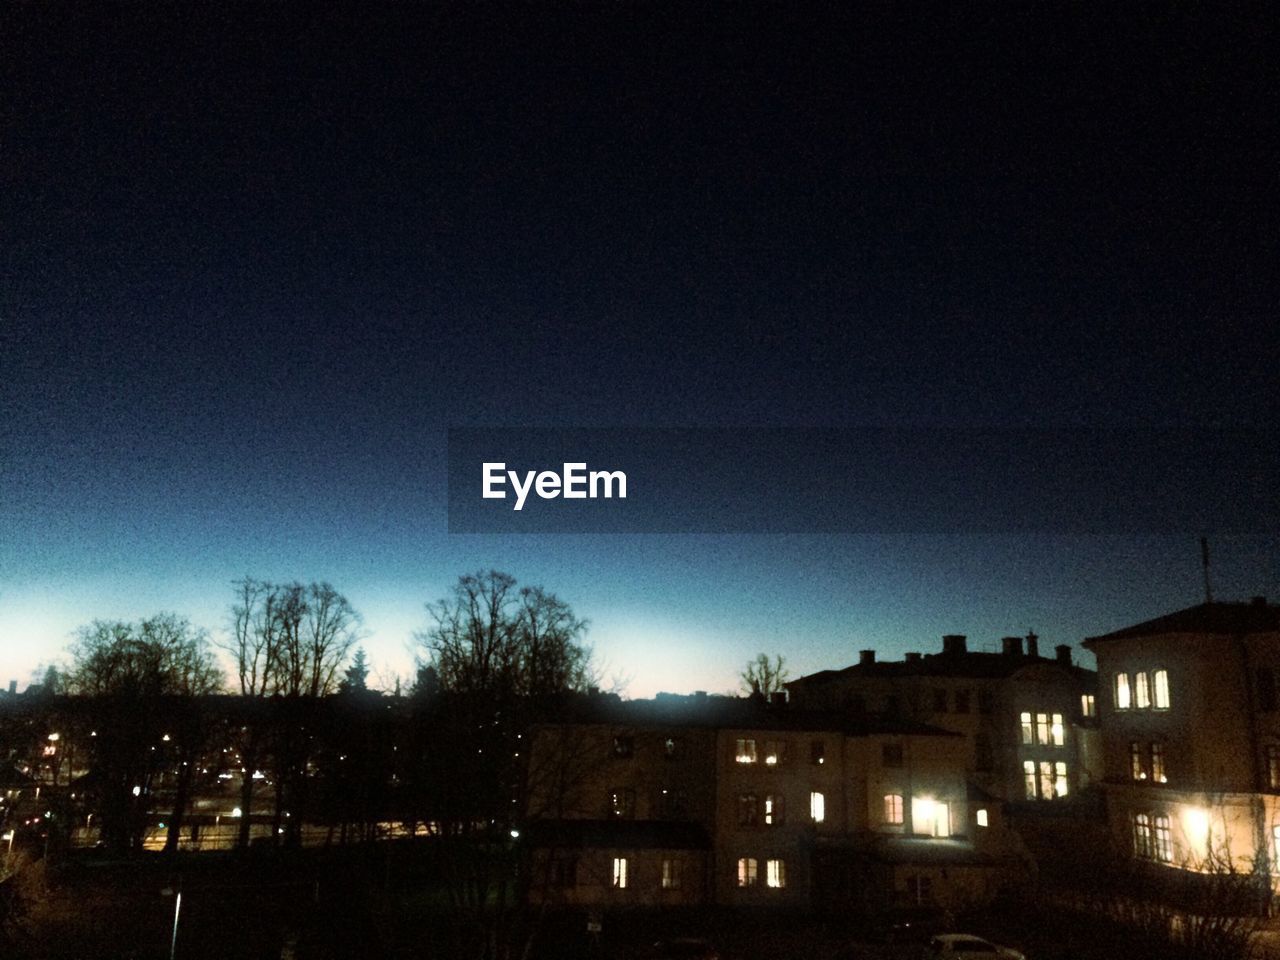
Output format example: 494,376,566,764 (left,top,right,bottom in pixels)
2,5,1276,693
